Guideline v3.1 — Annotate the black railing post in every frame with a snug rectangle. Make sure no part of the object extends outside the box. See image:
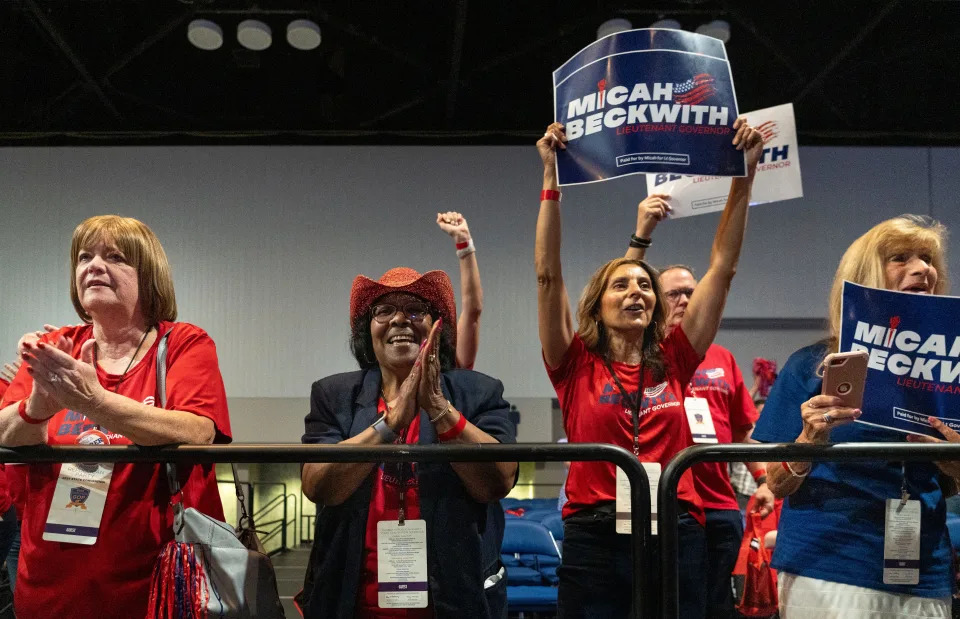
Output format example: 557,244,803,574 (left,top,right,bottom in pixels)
658,442,960,619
